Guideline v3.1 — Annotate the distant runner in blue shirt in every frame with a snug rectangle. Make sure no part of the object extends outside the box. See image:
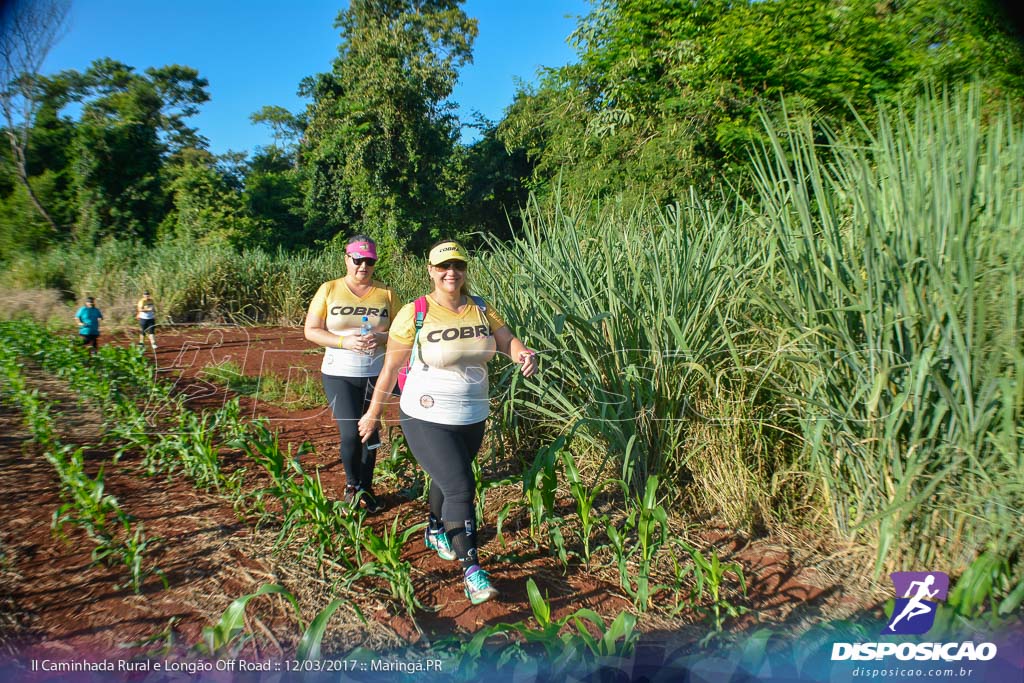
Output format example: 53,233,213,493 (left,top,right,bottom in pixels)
75,296,103,353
